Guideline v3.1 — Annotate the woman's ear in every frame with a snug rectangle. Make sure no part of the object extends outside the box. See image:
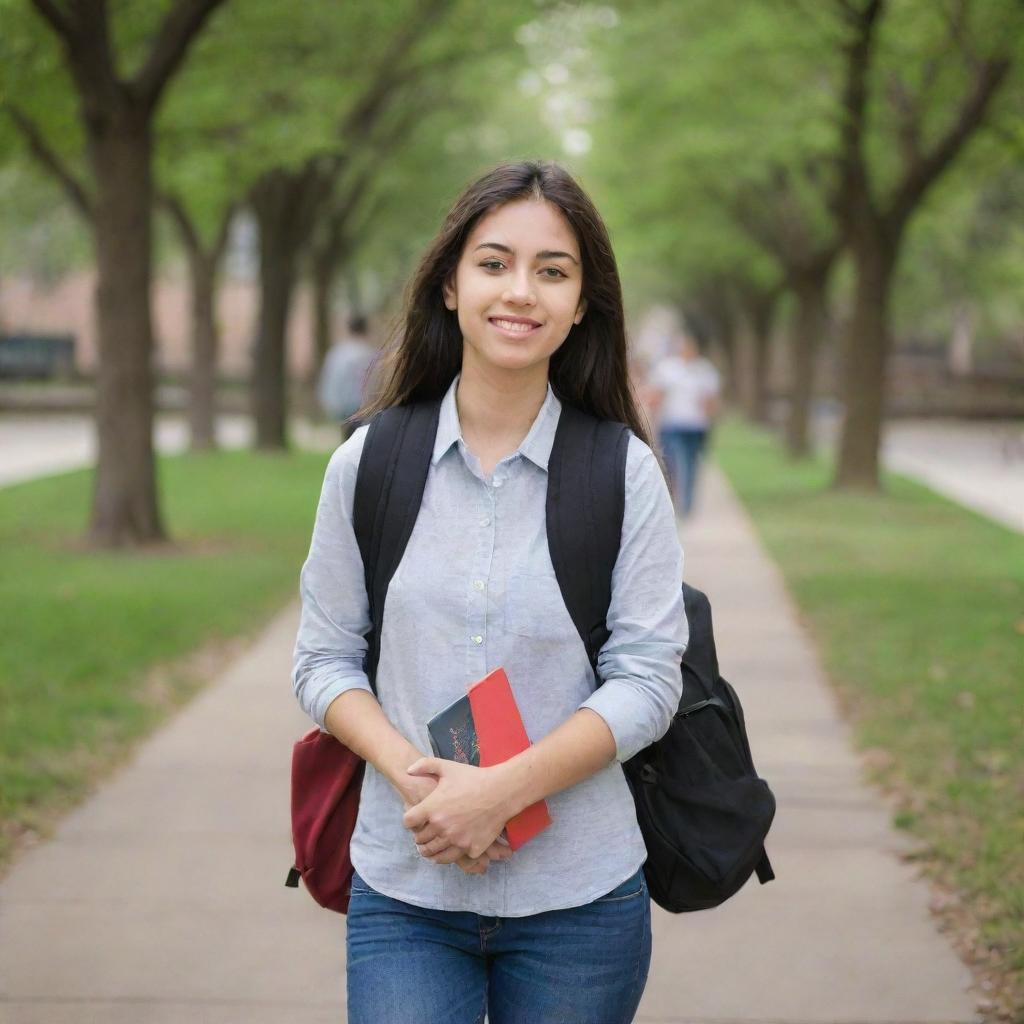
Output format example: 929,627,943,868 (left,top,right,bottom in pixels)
443,277,457,311
573,298,587,325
